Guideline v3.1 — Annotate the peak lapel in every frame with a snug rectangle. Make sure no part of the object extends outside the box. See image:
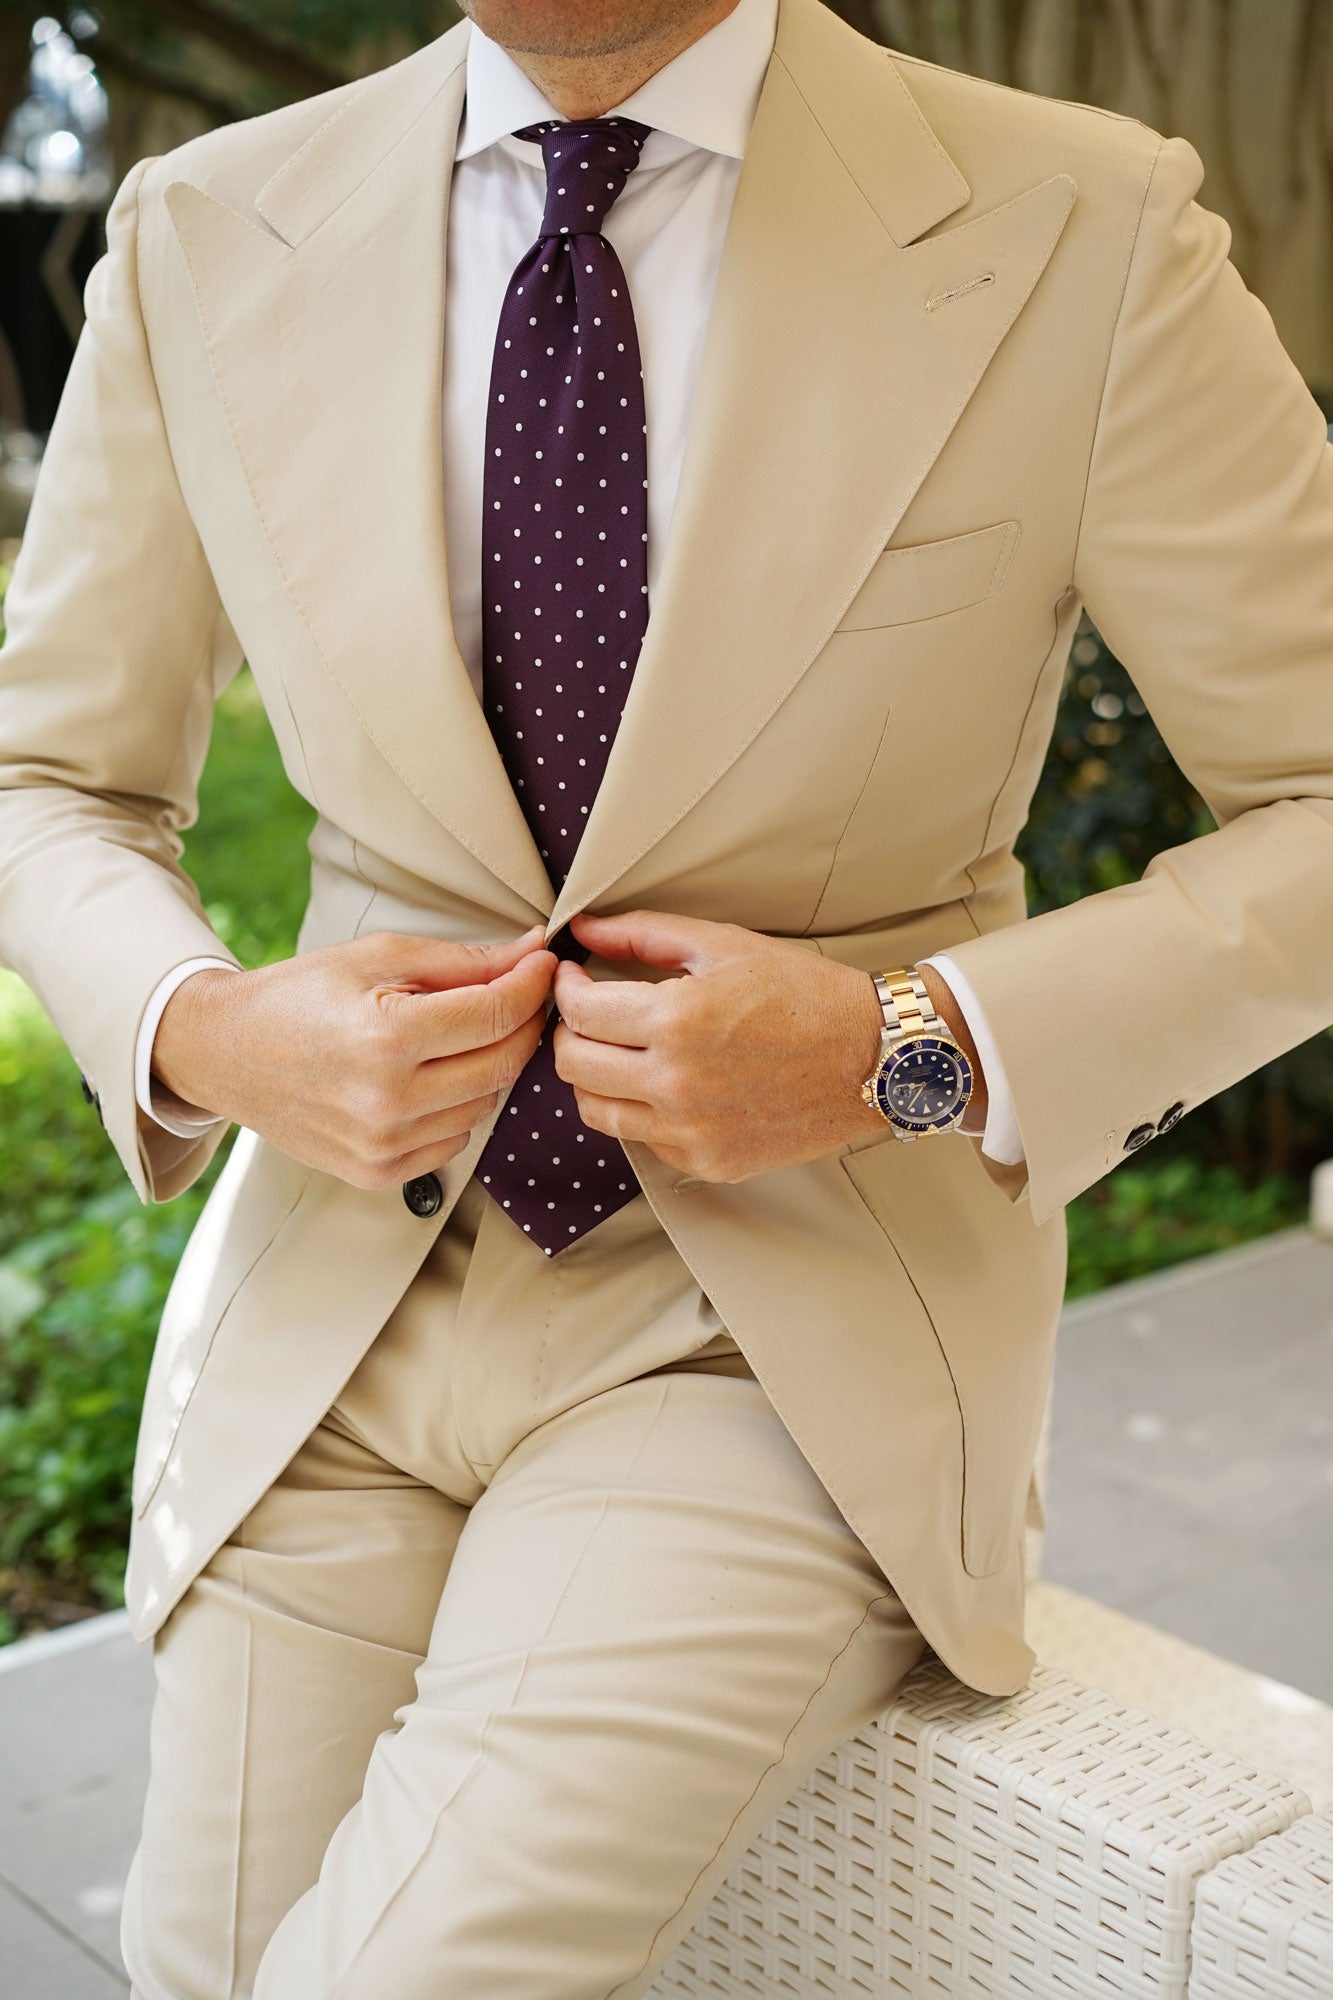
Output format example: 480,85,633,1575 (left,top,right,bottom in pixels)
164,20,556,920
549,0,1075,932
163,0,1076,940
